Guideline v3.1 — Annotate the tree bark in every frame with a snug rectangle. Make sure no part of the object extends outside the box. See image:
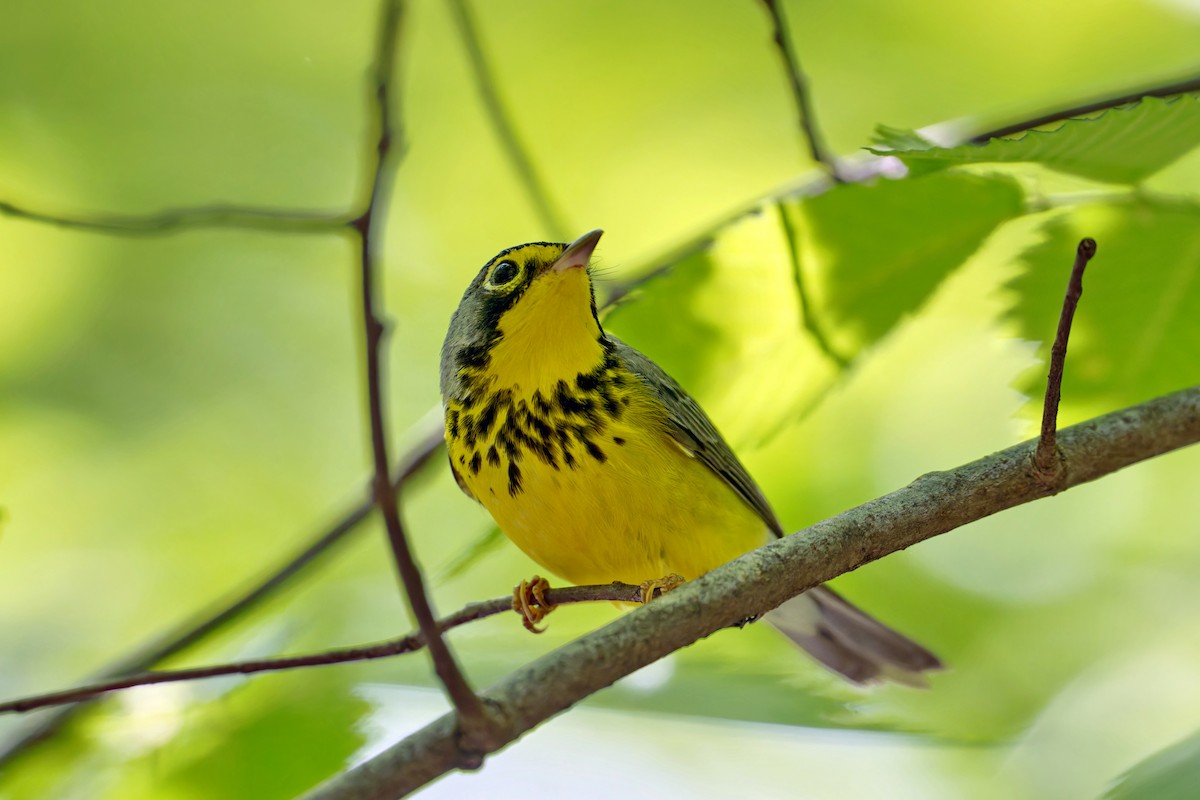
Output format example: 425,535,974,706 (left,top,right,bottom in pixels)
303,384,1200,800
